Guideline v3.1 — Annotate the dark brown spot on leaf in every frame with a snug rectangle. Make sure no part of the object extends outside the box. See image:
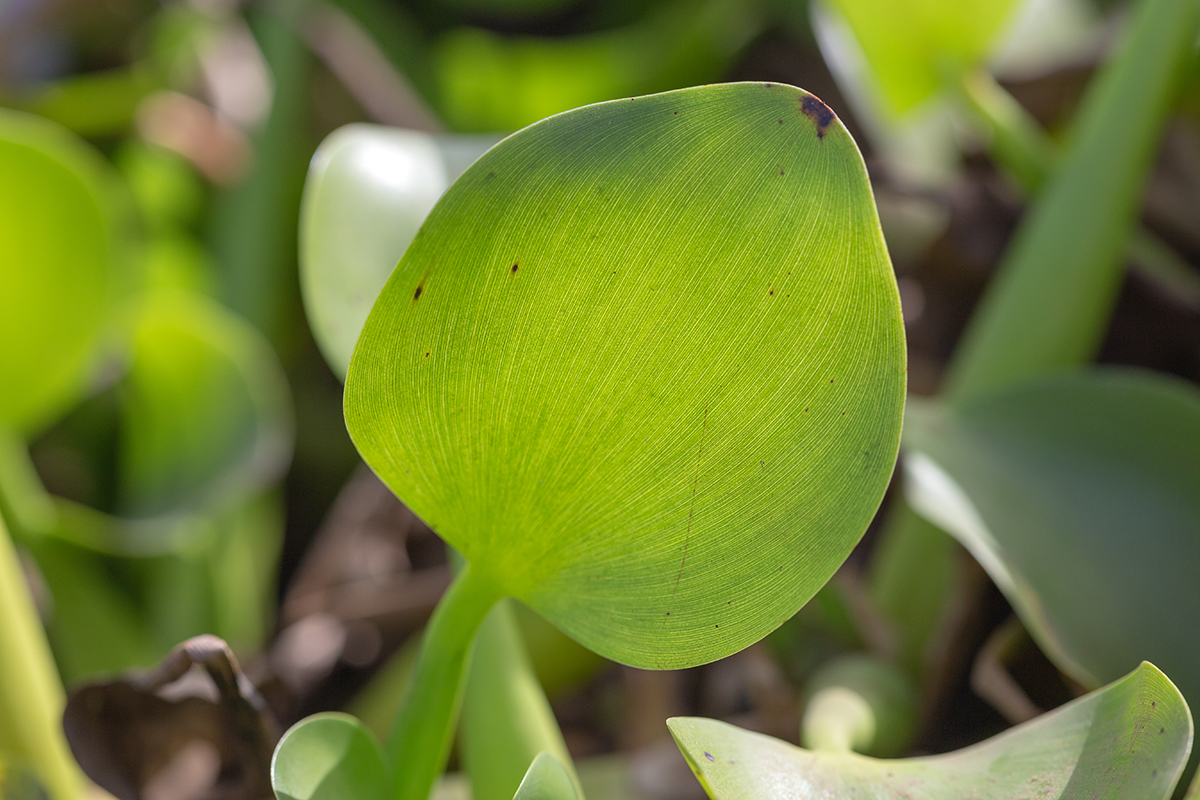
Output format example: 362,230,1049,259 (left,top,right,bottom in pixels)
511,262,519,274
413,285,423,301
800,94,835,140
